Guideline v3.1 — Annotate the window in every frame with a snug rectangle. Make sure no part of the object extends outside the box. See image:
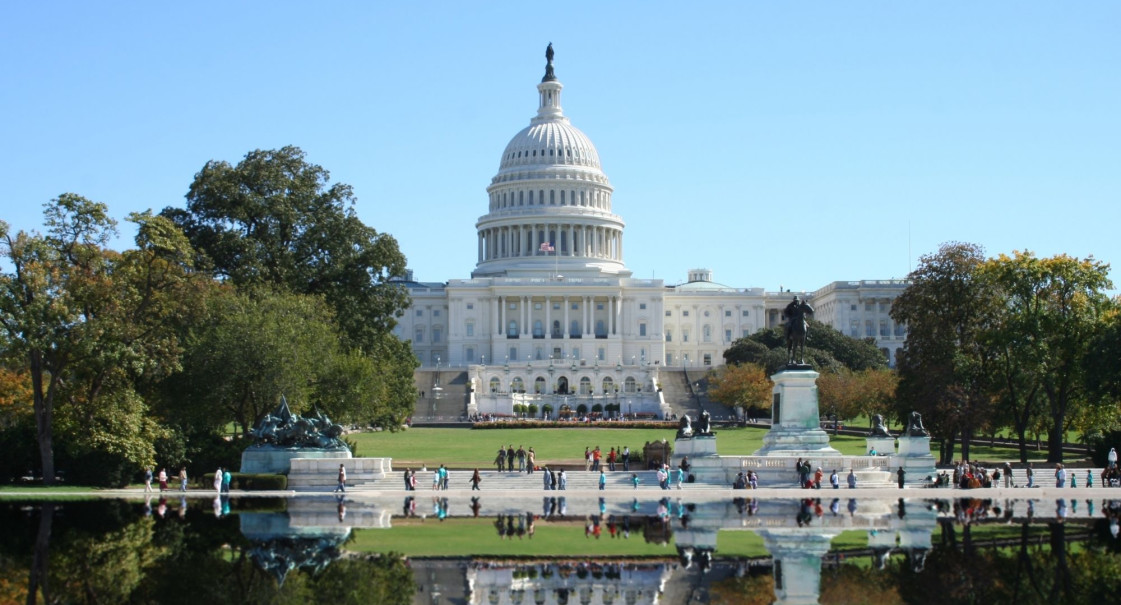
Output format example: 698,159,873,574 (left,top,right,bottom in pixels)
639,323,647,337
725,310,732,317
704,310,710,317
895,322,906,337
572,347,580,359
433,328,442,342
865,302,873,311
665,353,673,365
579,377,592,394
512,377,524,392
639,303,647,310
595,320,606,337
509,302,518,310
602,376,614,393
416,310,423,317
570,320,580,336
415,328,424,342
865,321,874,338
850,321,859,338
508,320,519,337
665,311,671,317
572,303,579,310
534,303,542,310
533,320,543,337
850,304,856,311
665,330,672,342
683,331,690,343
725,329,732,342
509,347,517,361
553,302,561,310
703,354,712,366
596,303,604,310
466,303,474,310
625,376,637,393
598,348,606,361
434,310,441,317
683,310,690,317
703,325,712,343
742,310,749,317
489,377,501,393
465,347,475,362
742,329,749,338
879,302,889,313
466,322,474,337
879,320,889,337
